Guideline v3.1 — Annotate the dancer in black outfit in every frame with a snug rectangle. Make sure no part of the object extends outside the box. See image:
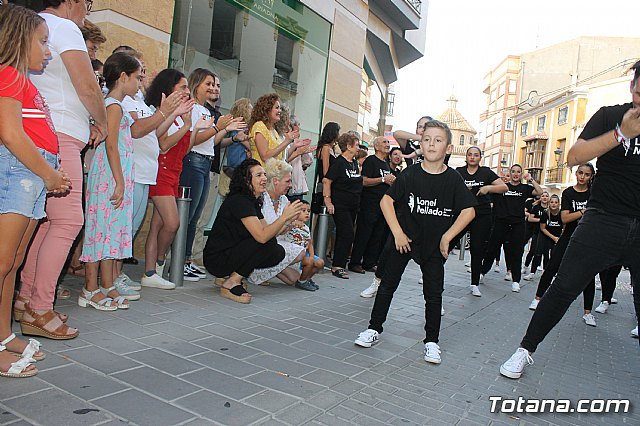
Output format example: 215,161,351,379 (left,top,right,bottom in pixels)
481,164,542,292
455,146,507,297
501,62,640,379
522,192,548,277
